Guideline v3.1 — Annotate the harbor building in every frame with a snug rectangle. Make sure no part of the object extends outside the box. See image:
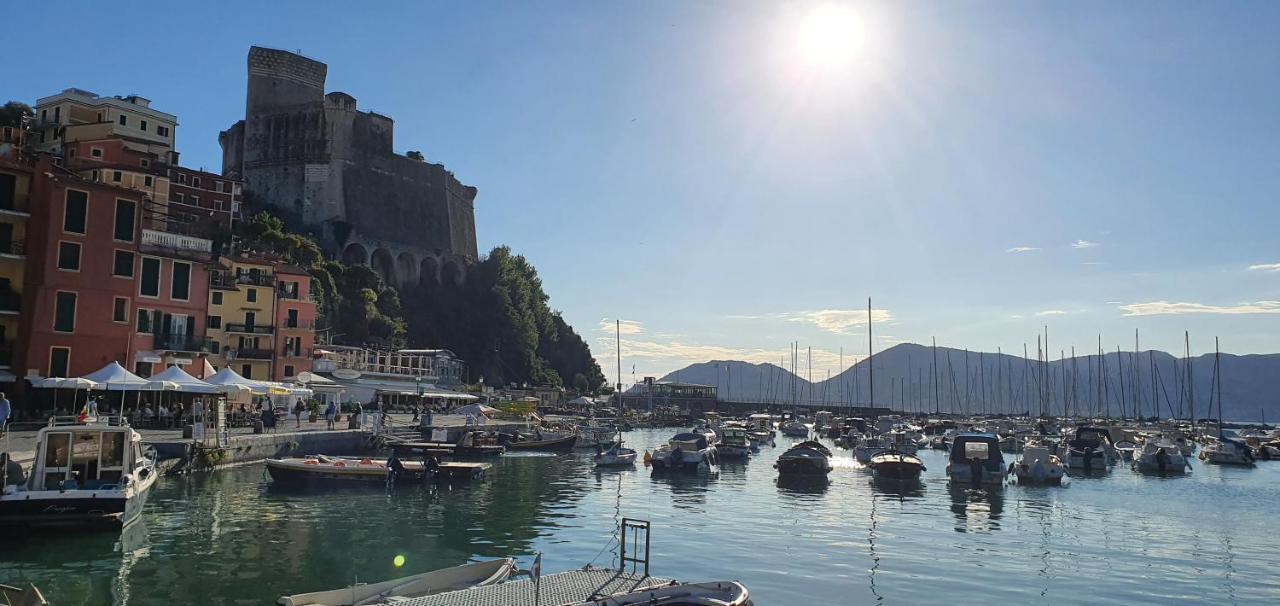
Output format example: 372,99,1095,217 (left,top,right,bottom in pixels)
0,138,32,384
206,255,279,381
272,263,316,381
